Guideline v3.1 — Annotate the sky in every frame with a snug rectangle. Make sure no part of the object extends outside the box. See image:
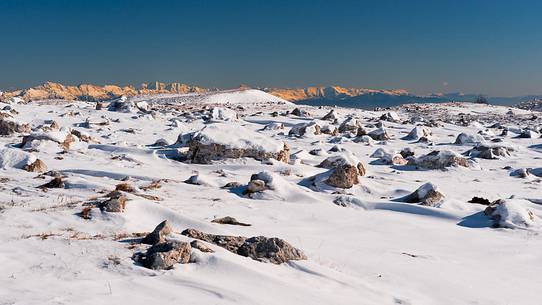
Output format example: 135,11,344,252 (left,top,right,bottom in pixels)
1,0,542,96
